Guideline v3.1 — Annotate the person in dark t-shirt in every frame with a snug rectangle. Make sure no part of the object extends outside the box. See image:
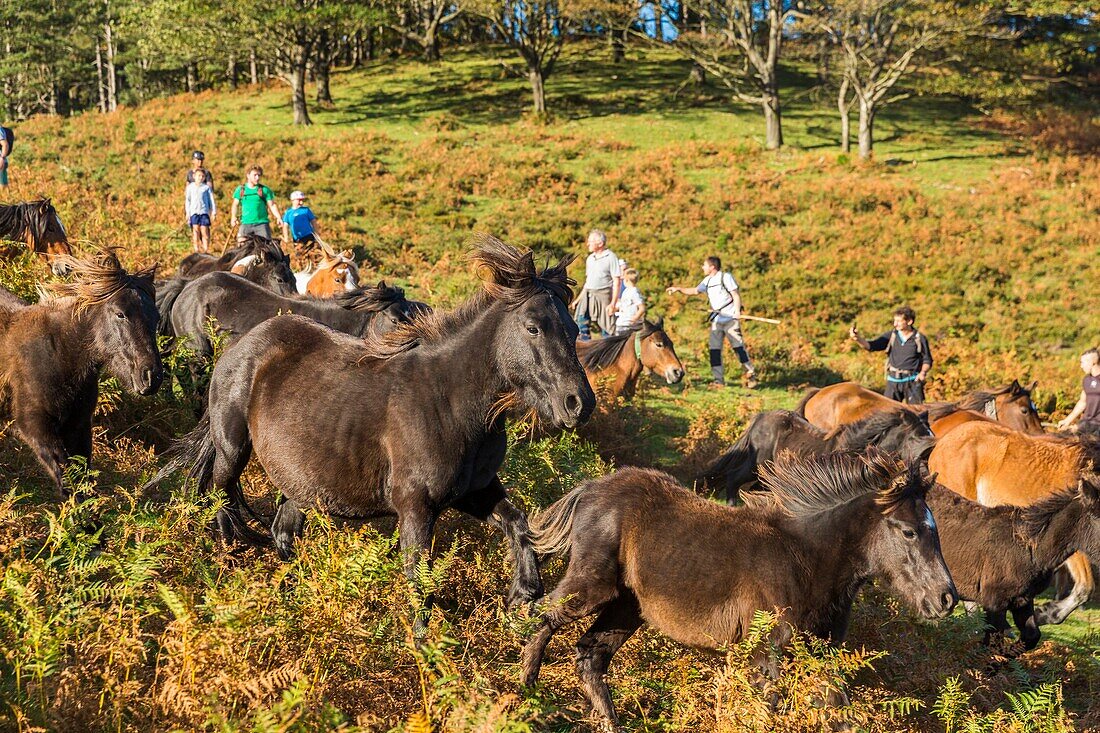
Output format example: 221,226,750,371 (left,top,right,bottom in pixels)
1057,348,1100,432
850,306,933,405
185,150,214,190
